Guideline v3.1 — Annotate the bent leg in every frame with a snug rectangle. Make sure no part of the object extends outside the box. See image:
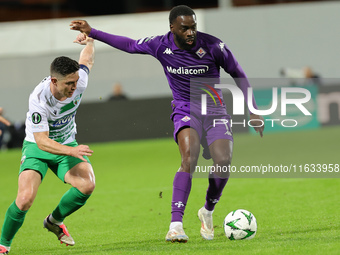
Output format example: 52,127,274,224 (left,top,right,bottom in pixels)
0,170,41,247
171,128,200,223
205,139,233,211
177,128,200,174
51,162,95,222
